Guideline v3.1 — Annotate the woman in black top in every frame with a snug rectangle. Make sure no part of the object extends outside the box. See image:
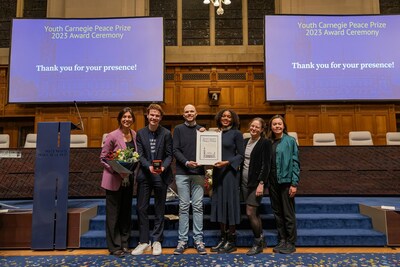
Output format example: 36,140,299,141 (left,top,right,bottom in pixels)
241,117,272,255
